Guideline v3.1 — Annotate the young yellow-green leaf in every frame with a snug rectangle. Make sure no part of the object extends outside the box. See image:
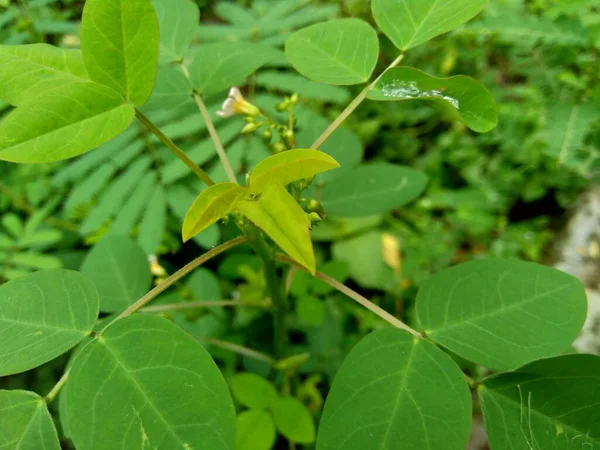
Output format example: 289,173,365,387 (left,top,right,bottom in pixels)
480,354,600,450
416,260,588,370
371,0,488,50
230,373,278,410
81,0,159,105
153,0,199,64
190,42,282,95
367,67,498,133
0,44,89,106
0,270,99,376
317,329,472,450
81,236,152,313
249,149,340,194
321,163,428,217
237,410,276,450
237,184,315,273
183,182,247,242
0,83,134,164
0,390,61,450
272,397,315,444
65,315,236,450
285,19,379,85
